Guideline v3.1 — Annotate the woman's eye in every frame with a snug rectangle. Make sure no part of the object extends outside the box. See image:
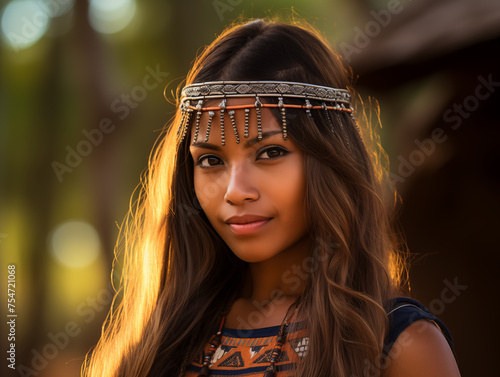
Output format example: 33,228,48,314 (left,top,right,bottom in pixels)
196,155,222,168
258,146,289,160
